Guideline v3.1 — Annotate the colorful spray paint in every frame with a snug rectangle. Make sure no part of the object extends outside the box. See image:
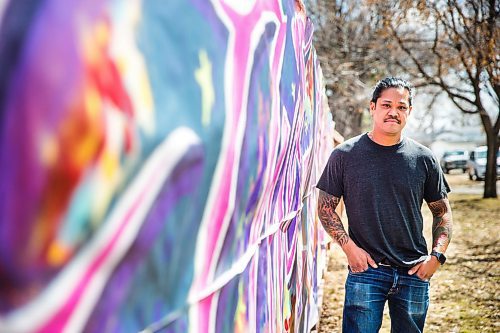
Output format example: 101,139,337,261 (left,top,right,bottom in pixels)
0,0,334,332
